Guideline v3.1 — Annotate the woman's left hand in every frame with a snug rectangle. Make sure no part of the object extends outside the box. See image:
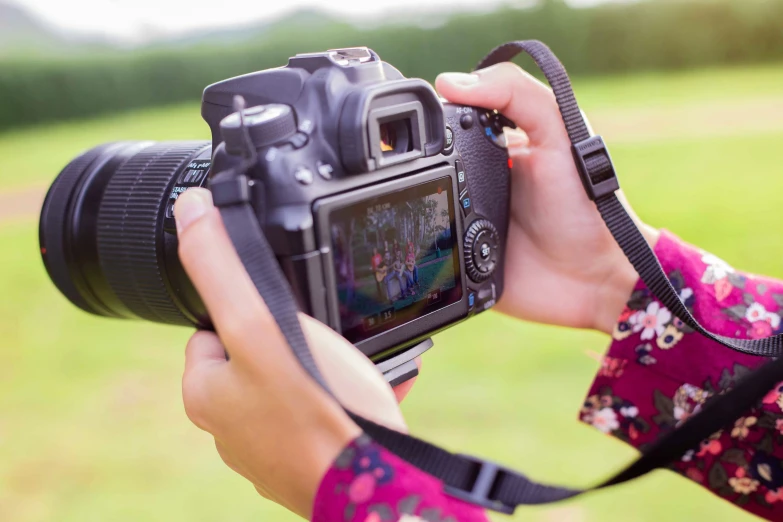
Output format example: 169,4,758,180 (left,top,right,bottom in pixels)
436,65,659,334
175,188,409,519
